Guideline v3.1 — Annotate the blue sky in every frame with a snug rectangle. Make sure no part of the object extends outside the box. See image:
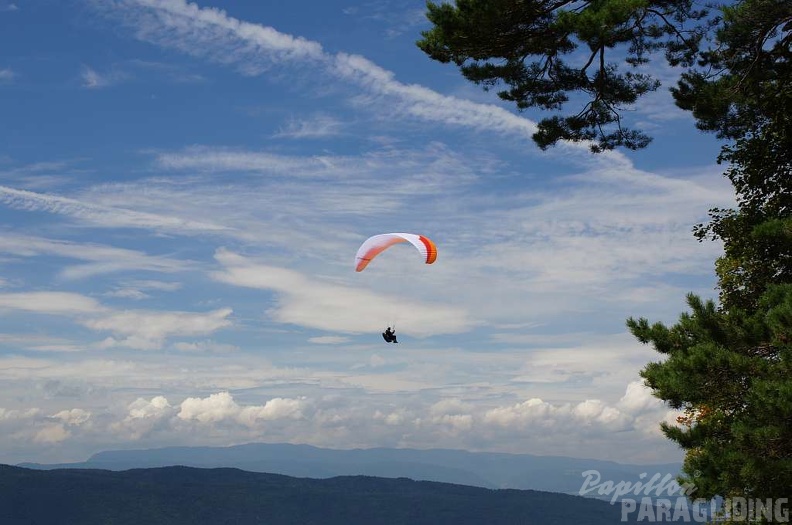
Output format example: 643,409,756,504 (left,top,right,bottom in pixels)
1,0,736,465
